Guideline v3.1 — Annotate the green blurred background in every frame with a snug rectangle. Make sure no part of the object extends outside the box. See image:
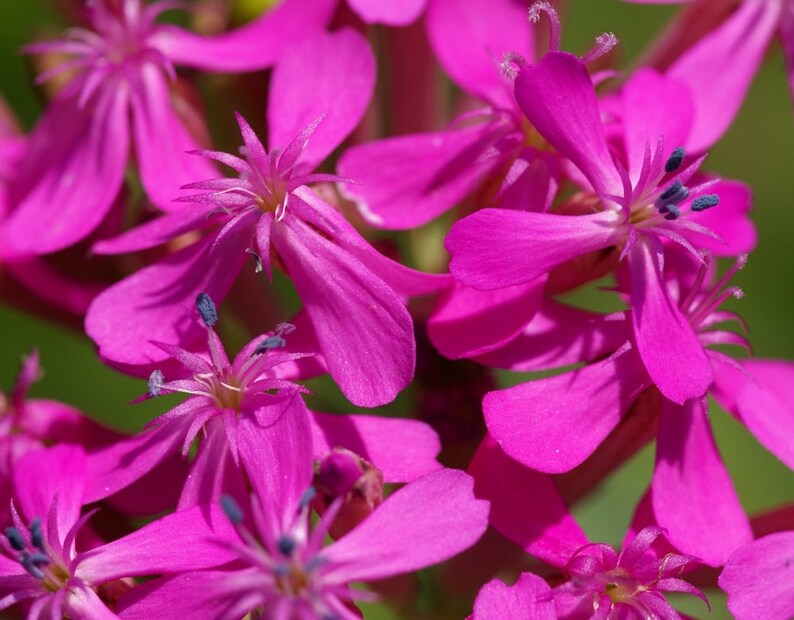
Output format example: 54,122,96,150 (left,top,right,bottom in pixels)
0,1,792,618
